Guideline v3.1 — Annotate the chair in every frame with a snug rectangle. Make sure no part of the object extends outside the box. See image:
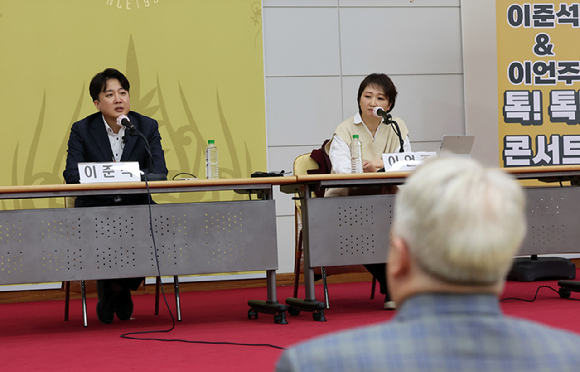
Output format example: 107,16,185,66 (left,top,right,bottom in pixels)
62,194,182,326
293,152,377,309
